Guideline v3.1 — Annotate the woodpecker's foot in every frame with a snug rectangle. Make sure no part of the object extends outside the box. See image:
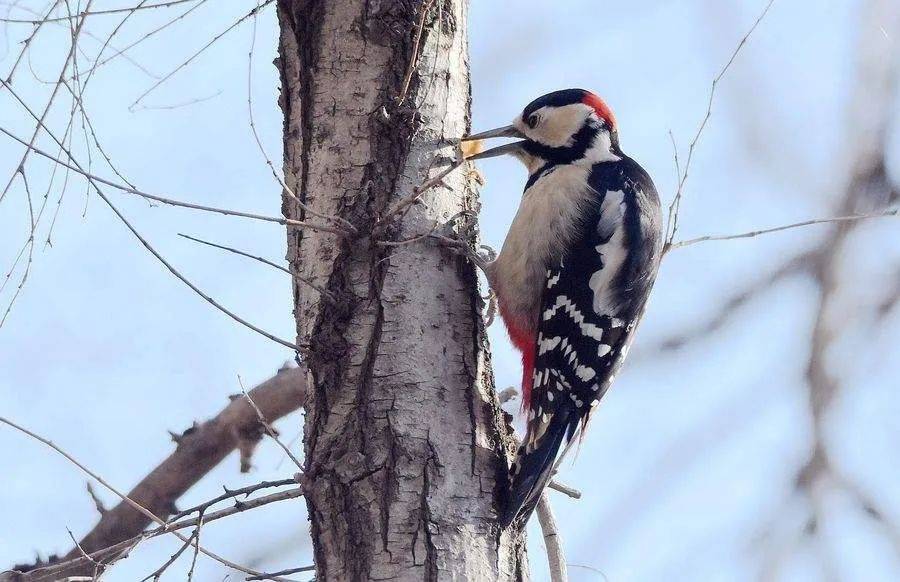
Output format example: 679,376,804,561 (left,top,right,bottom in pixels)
434,235,498,326
431,211,496,276
484,289,497,327
433,233,496,280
